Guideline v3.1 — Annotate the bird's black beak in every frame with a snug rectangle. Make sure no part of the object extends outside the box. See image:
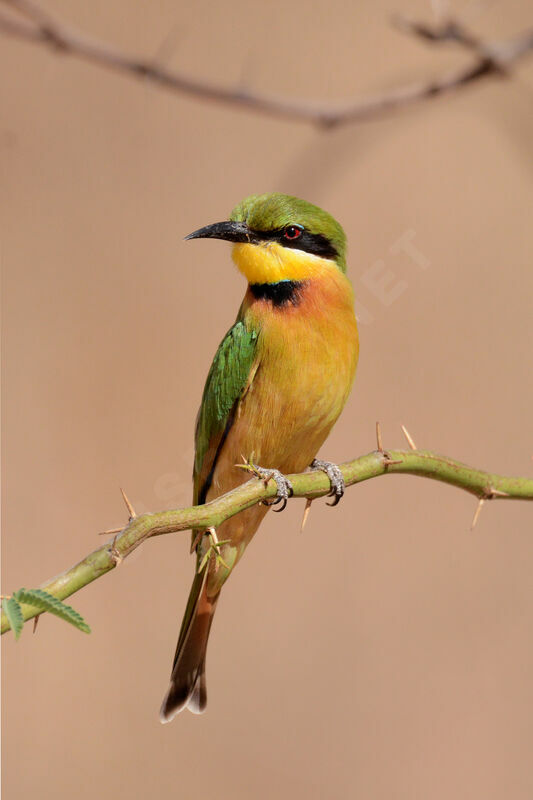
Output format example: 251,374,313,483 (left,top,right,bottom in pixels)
185,220,252,243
